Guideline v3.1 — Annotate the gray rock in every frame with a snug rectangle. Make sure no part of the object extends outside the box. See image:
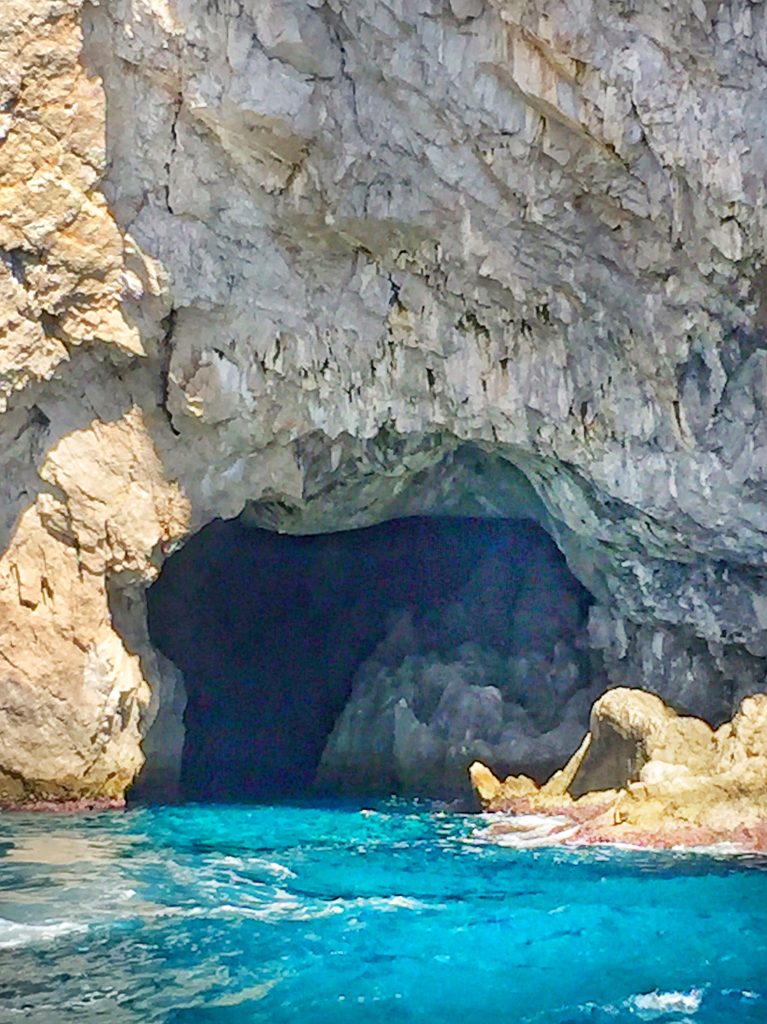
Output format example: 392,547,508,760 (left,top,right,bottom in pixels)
4,0,767,801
